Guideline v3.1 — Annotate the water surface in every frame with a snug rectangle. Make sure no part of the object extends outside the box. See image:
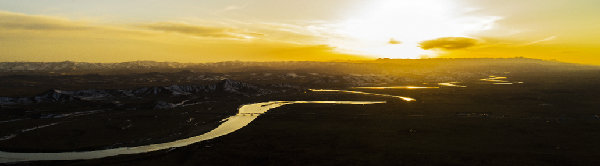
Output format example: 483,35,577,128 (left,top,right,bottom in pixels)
309,89,416,102
438,82,467,87
353,86,439,90
0,100,385,163
480,76,524,85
